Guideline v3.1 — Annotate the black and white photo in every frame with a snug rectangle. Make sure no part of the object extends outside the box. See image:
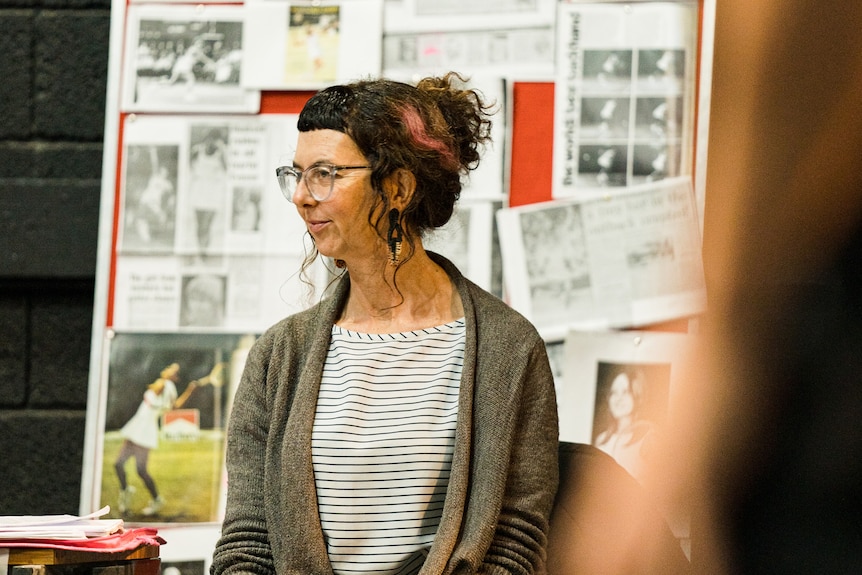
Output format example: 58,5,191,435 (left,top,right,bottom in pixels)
553,2,698,199
120,144,179,253
122,5,259,113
